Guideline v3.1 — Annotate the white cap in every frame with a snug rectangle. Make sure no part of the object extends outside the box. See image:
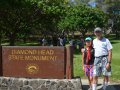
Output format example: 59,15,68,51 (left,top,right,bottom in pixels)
94,27,102,32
